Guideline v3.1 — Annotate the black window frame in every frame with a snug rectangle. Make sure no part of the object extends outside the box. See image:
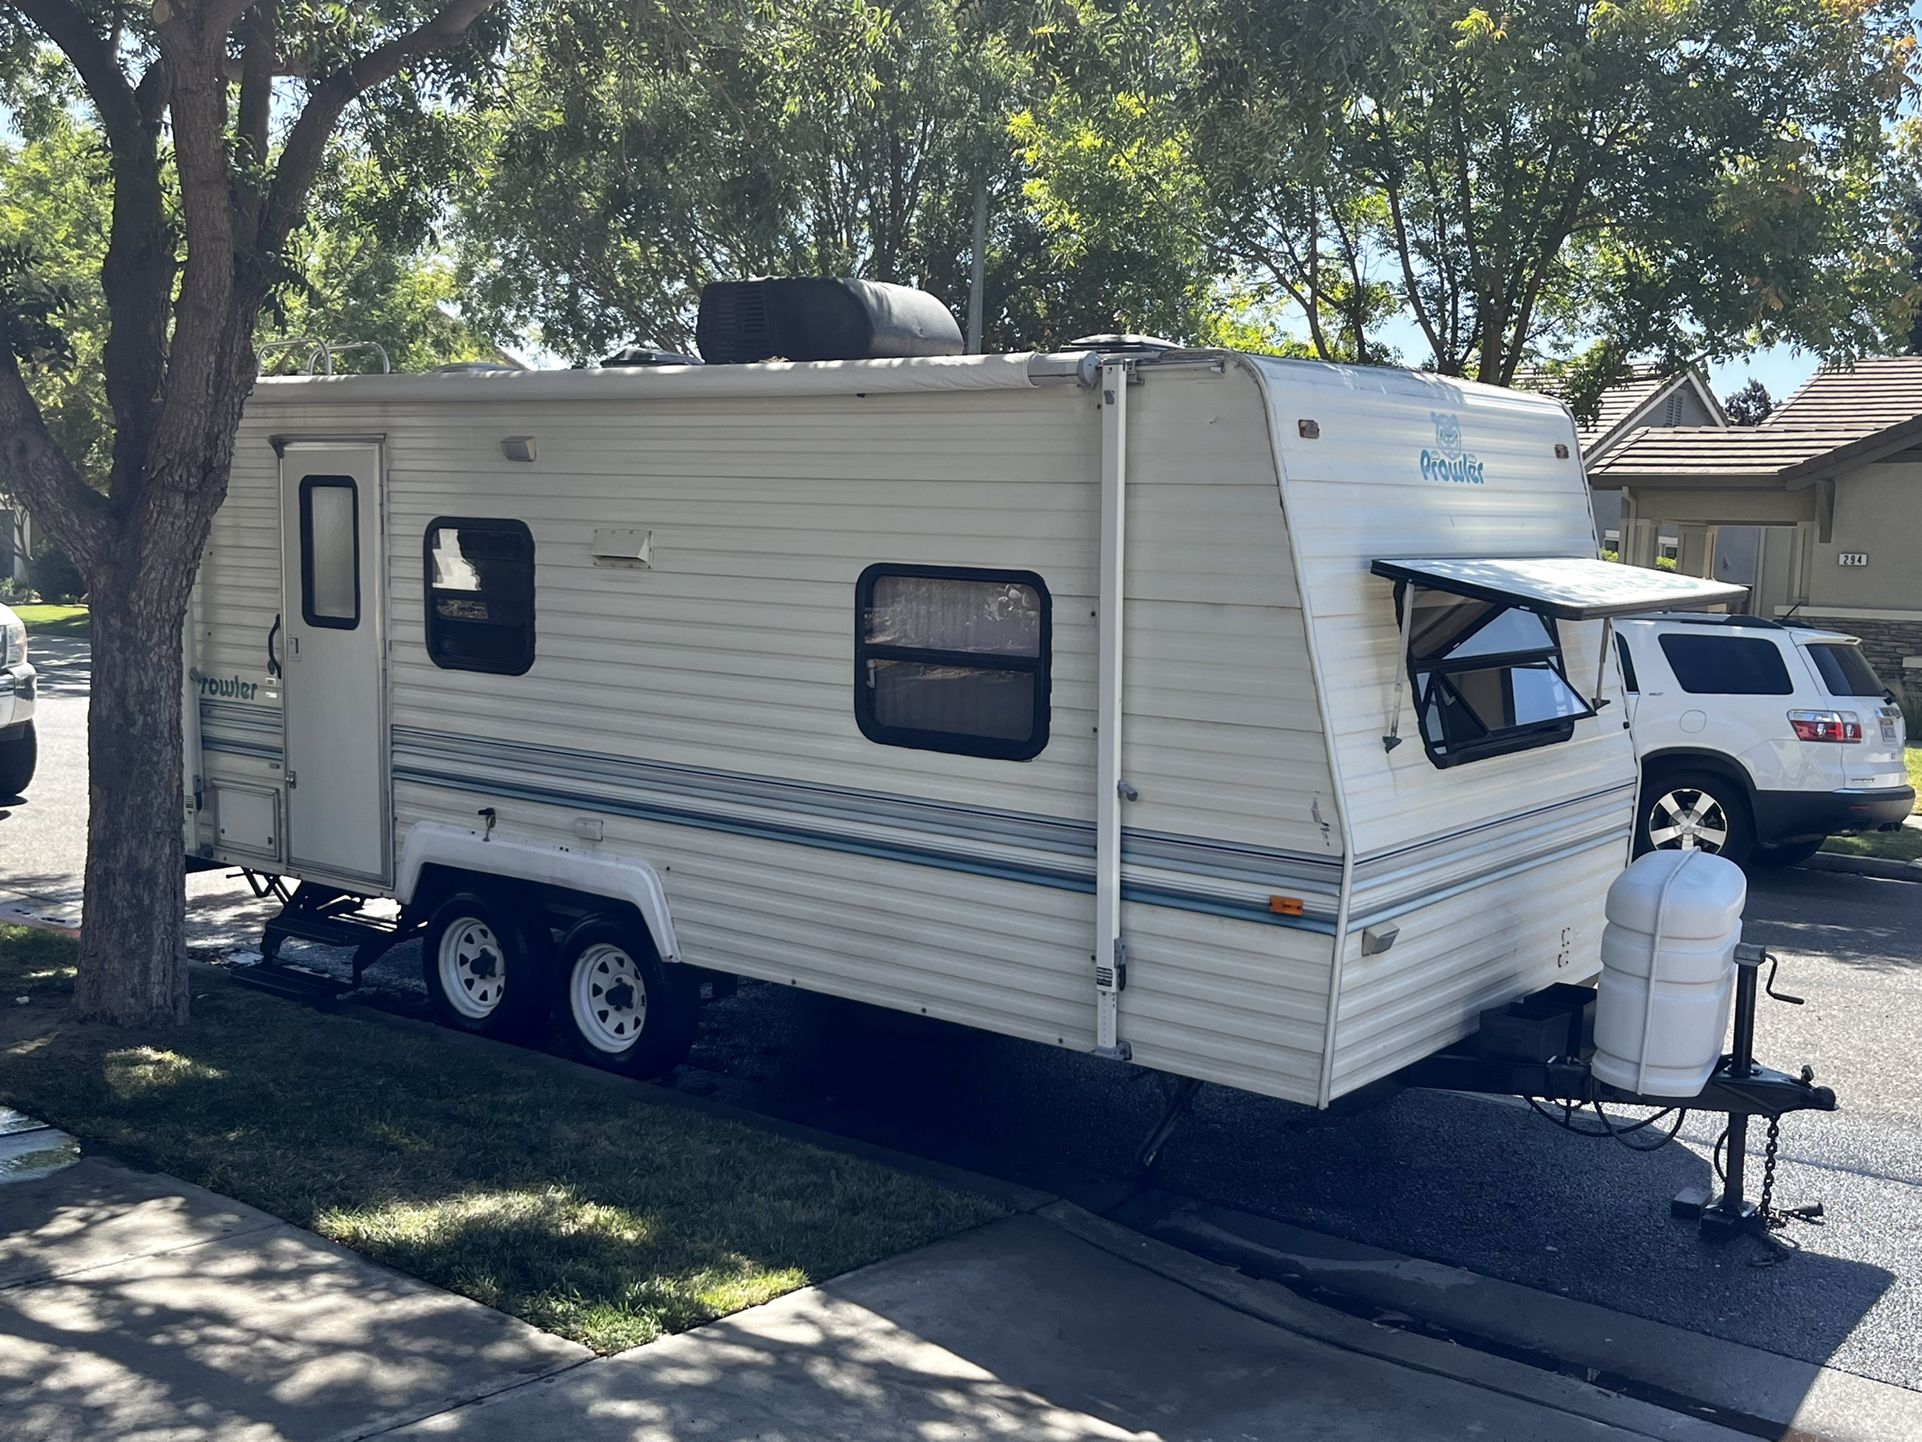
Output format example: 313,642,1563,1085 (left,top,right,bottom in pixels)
298,474,360,630
423,516,537,676
854,562,1052,762
1399,585,1594,770
1614,631,1639,694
